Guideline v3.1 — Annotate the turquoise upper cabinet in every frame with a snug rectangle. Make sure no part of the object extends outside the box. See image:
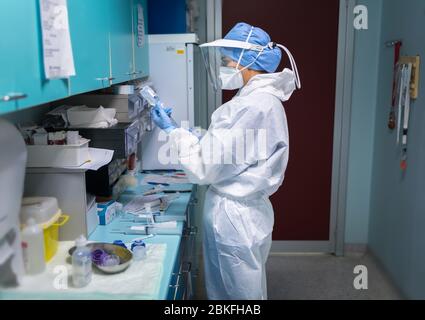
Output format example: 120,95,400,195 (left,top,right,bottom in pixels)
68,0,111,95
132,0,150,79
0,1,69,115
0,16,16,114
109,0,133,84
0,0,148,116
